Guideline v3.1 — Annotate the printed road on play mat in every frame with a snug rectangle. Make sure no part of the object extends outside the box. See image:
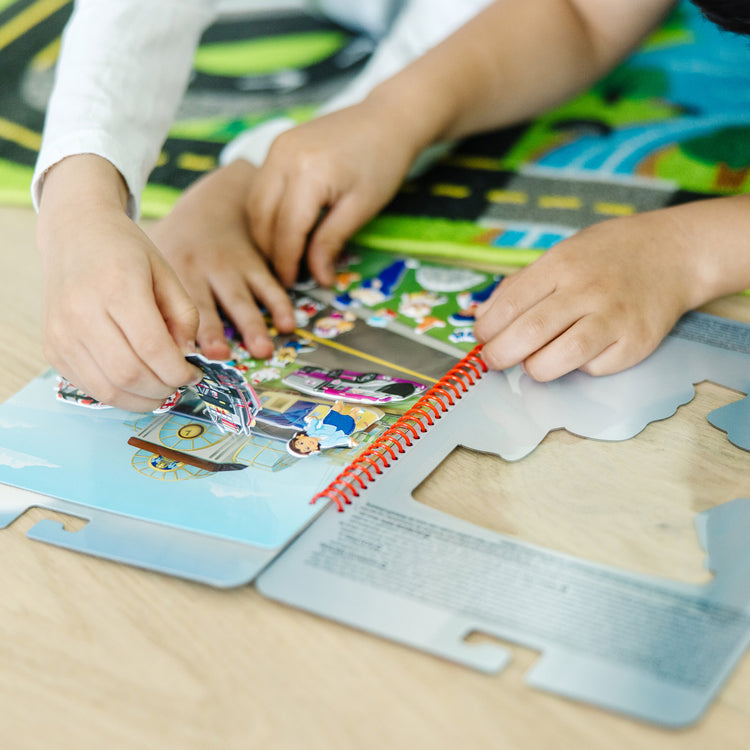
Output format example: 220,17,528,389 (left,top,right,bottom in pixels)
1,0,749,265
